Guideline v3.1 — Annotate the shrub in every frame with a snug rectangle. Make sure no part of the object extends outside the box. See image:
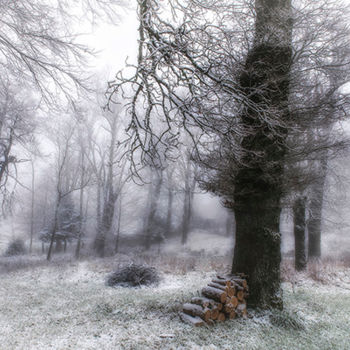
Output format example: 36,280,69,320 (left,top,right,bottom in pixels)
106,263,160,287
4,239,26,257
